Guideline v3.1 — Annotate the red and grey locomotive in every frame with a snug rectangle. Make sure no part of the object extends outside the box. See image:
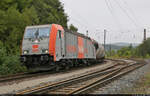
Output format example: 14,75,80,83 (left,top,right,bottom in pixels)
20,24,105,71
